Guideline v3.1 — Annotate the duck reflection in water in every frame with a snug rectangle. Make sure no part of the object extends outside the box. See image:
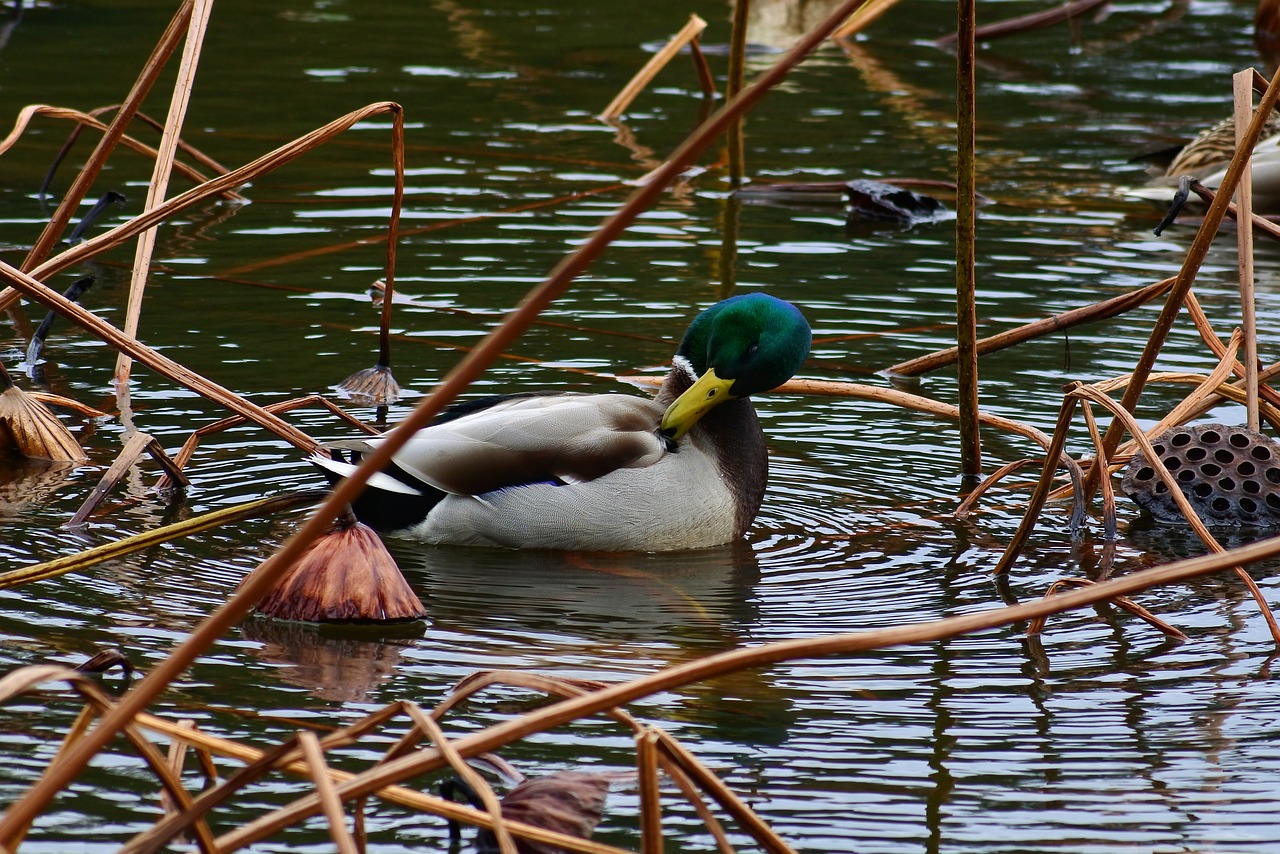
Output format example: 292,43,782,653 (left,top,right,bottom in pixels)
388,540,798,749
